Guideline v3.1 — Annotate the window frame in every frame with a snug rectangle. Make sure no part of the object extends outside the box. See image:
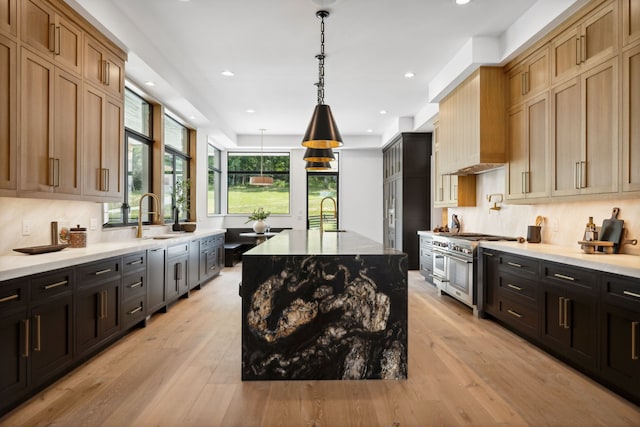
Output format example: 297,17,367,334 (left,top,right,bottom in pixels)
207,144,222,216
163,114,191,222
